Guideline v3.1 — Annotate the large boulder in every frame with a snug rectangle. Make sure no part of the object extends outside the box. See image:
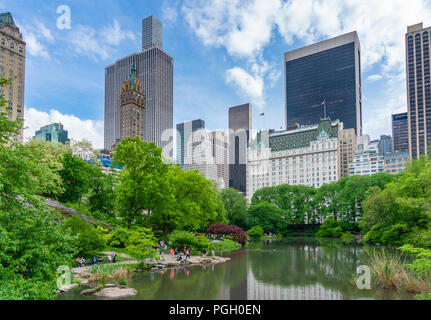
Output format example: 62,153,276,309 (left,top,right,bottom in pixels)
81,288,99,295
94,287,137,299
